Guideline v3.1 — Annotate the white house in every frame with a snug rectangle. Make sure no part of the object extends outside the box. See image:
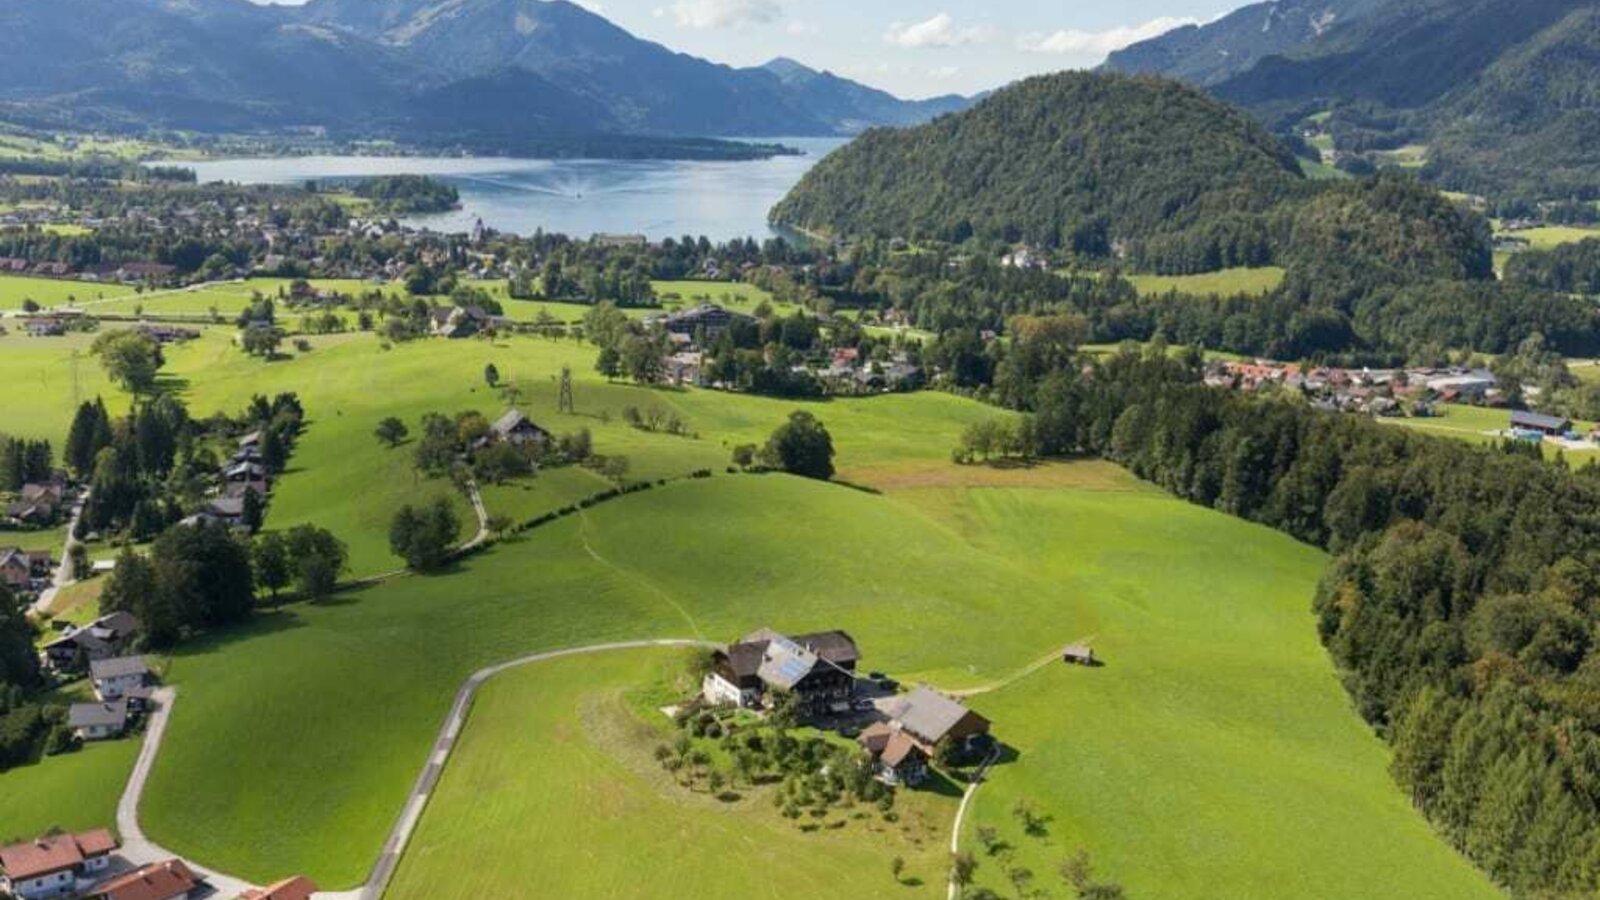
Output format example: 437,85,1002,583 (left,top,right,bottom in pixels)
0,830,118,900
90,656,150,701
68,701,128,742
